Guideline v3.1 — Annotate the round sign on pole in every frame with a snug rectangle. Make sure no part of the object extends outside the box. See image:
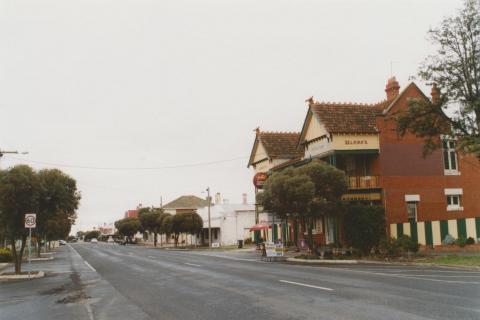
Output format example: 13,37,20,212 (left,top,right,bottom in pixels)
253,172,268,189
25,213,36,228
